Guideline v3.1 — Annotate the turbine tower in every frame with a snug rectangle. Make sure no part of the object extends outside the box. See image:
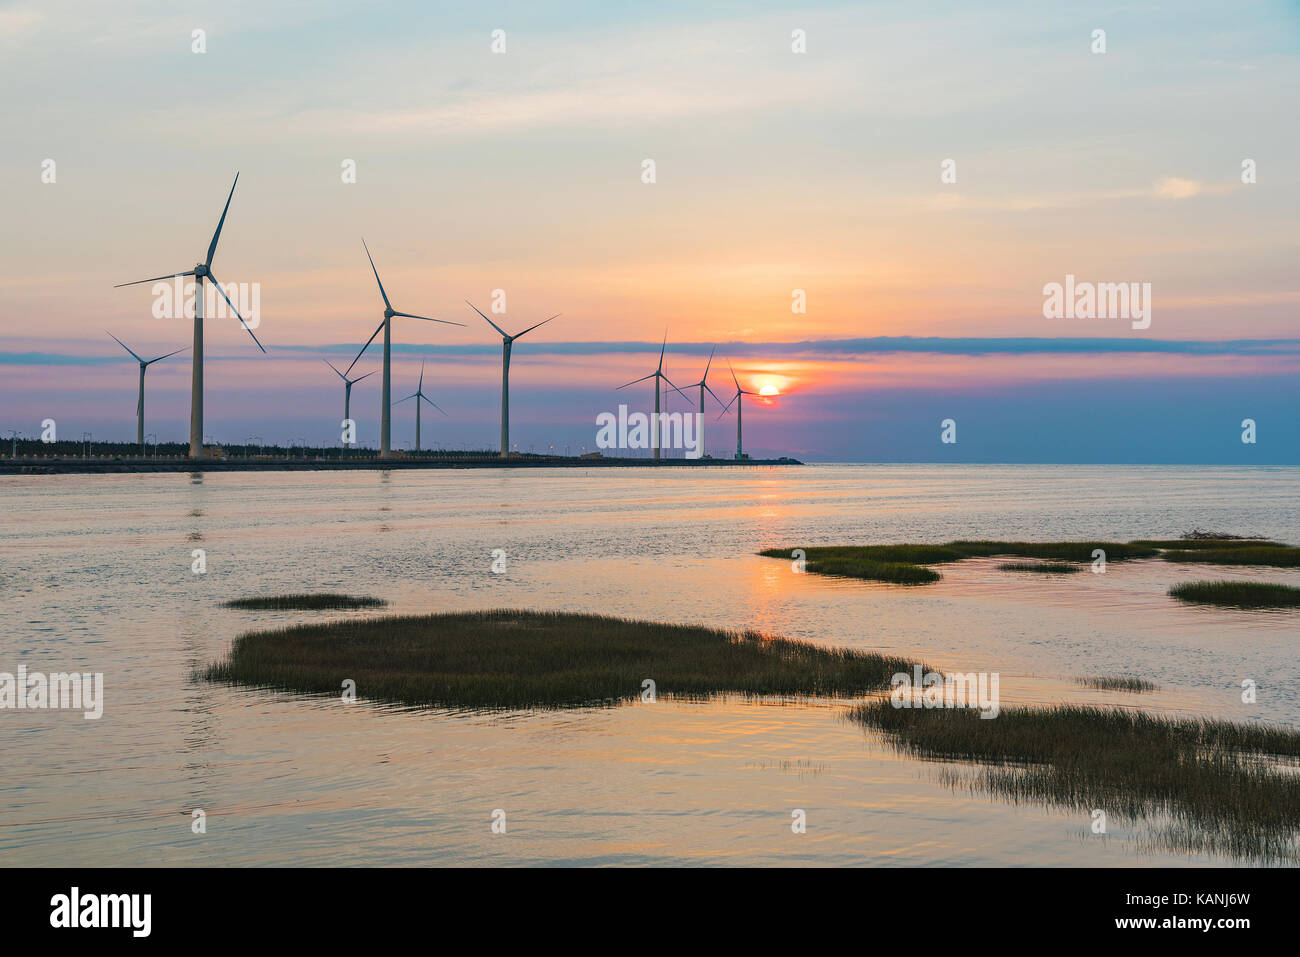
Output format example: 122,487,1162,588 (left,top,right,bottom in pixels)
324,360,374,438
106,333,186,449
466,300,559,457
345,240,462,459
114,173,265,458
393,360,446,453
617,331,689,460
681,345,726,415
718,361,759,460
